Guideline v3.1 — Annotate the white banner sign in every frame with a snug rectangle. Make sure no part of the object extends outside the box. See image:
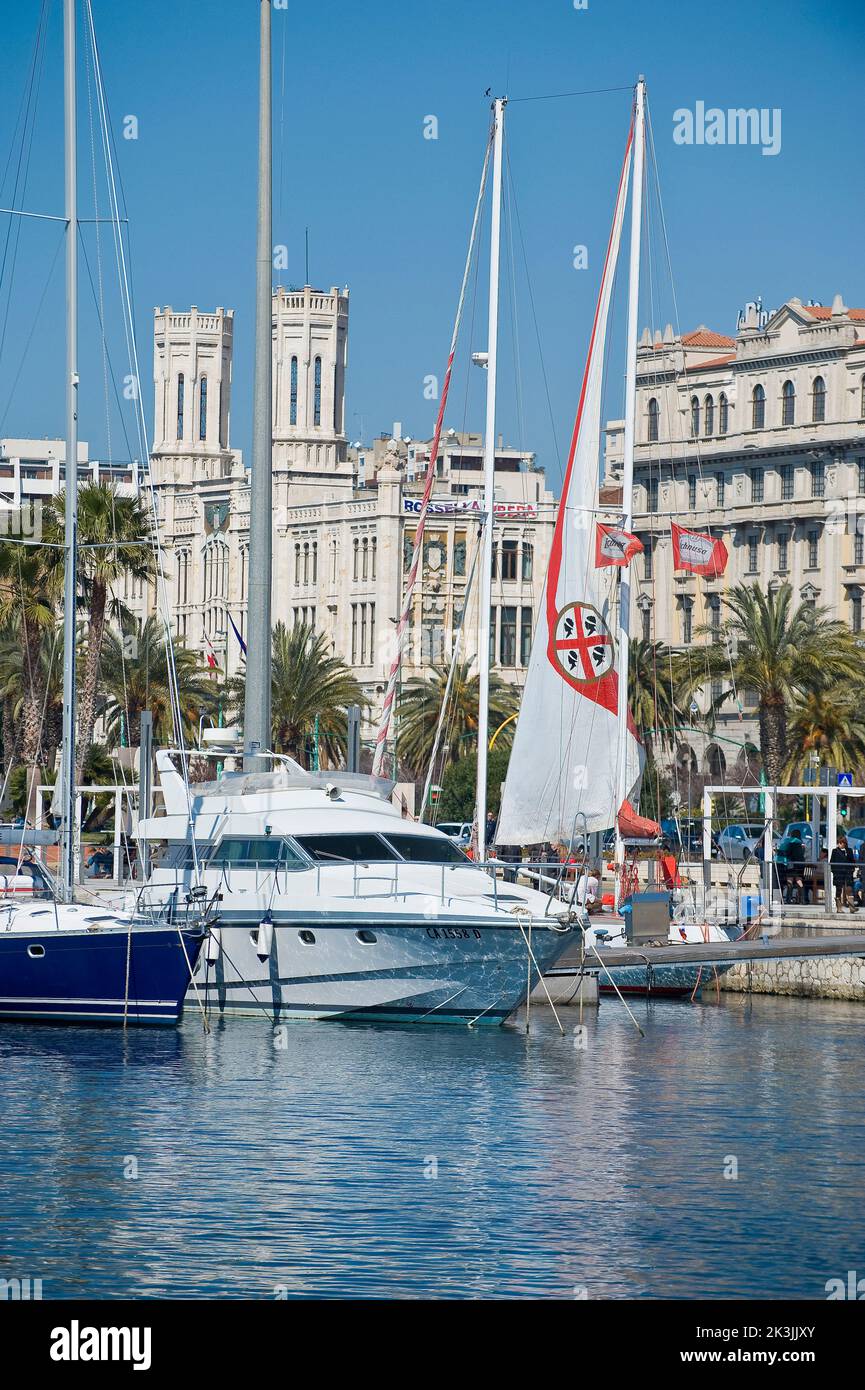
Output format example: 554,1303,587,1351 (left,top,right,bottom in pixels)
402,497,538,519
